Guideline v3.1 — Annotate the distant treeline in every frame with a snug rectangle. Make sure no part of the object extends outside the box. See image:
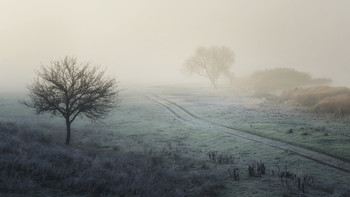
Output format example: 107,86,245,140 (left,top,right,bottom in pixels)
248,68,332,92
